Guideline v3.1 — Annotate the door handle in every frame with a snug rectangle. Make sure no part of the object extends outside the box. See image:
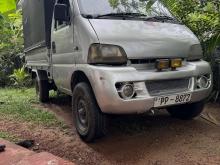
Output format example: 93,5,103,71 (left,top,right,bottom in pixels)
52,41,56,53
